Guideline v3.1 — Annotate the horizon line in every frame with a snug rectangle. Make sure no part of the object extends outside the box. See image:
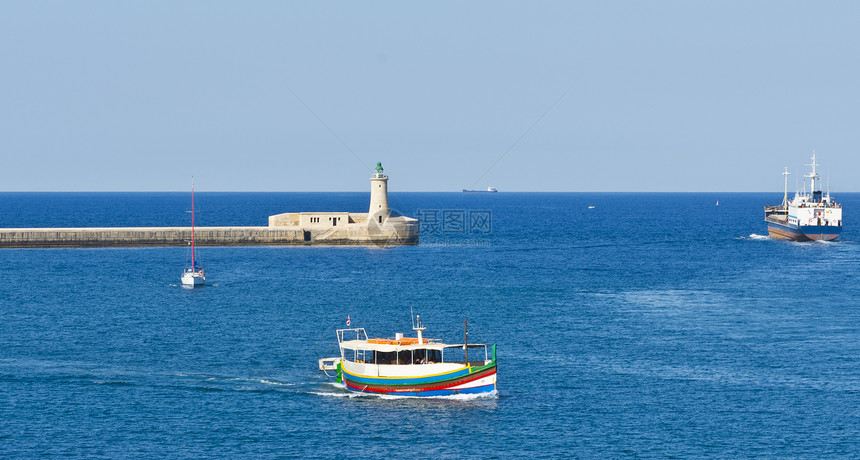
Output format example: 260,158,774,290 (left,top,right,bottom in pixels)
2,190,857,194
